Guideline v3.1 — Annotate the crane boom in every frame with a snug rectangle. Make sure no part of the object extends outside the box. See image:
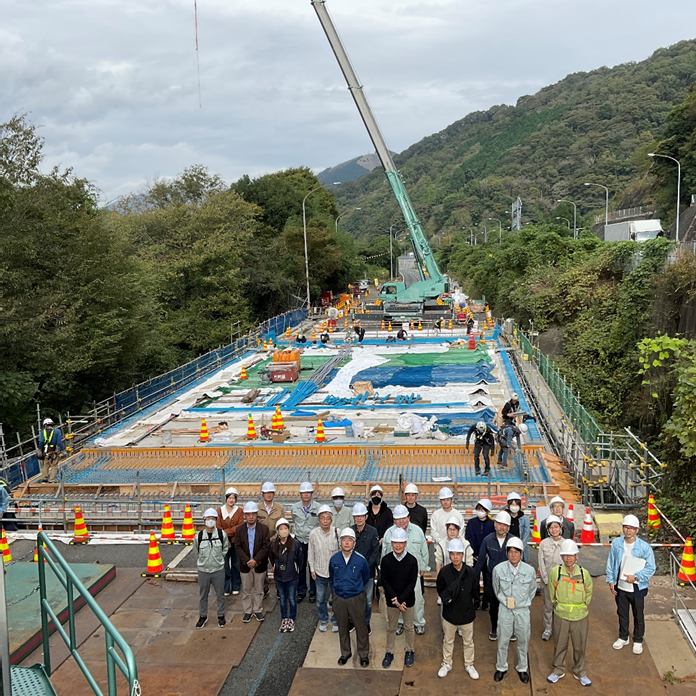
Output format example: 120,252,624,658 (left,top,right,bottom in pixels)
311,0,448,305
